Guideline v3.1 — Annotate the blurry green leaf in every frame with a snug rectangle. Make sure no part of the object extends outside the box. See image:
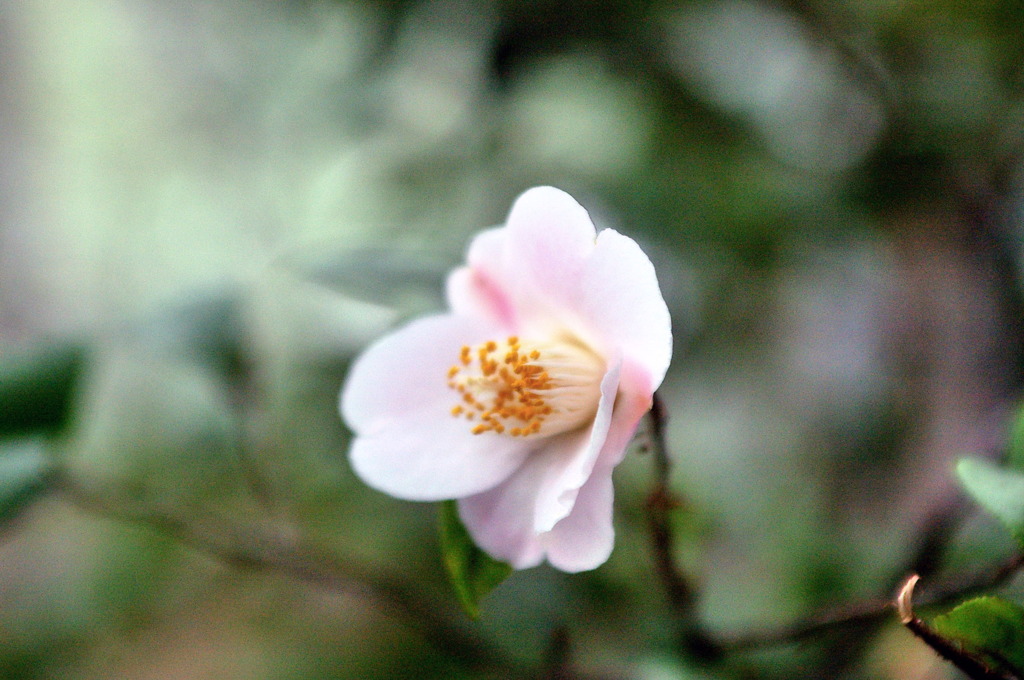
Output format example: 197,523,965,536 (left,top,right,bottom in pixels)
1007,402,1024,470
931,596,1024,677
438,500,512,619
301,247,450,314
0,440,51,521
957,458,1024,546
0,343,85,436
127,293,245,374
66,352,244,512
